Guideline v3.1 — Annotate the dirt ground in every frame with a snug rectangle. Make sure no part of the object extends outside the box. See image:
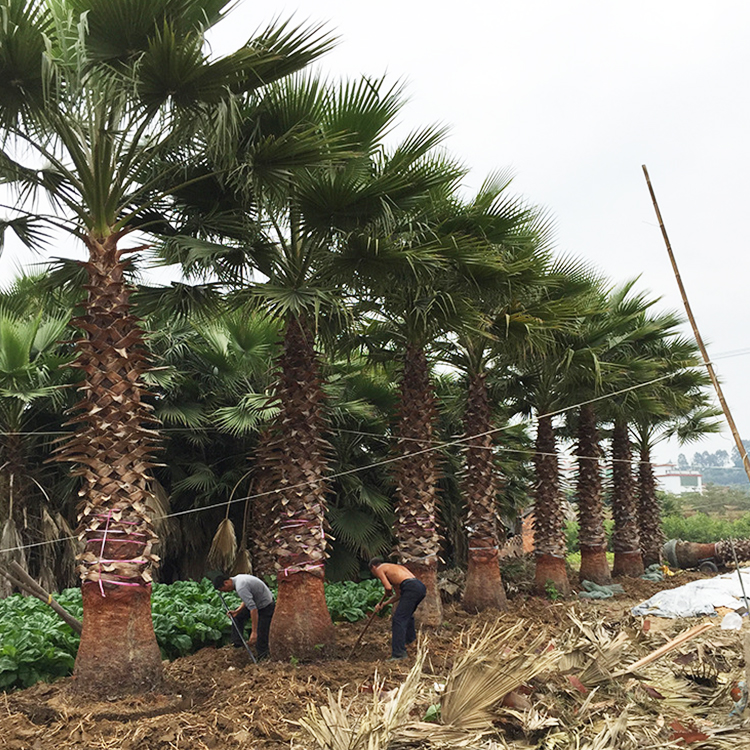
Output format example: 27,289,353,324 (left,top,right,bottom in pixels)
0,569,738,750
